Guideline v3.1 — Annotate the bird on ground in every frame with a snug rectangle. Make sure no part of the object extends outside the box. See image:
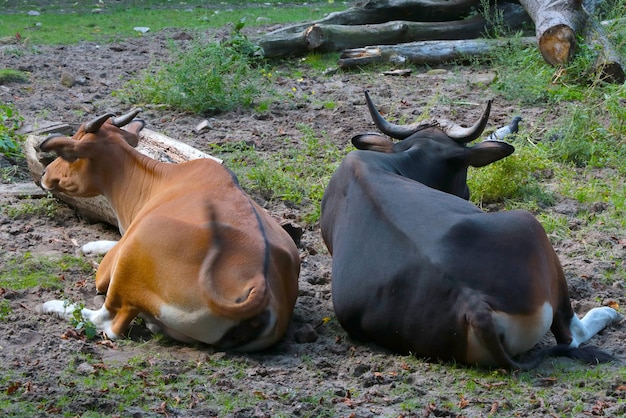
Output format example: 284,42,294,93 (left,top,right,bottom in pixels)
484,116,522,141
